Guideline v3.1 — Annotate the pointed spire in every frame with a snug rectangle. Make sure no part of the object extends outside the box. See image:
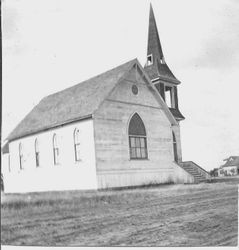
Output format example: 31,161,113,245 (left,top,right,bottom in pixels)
145,4,180,84
147,3,164,64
